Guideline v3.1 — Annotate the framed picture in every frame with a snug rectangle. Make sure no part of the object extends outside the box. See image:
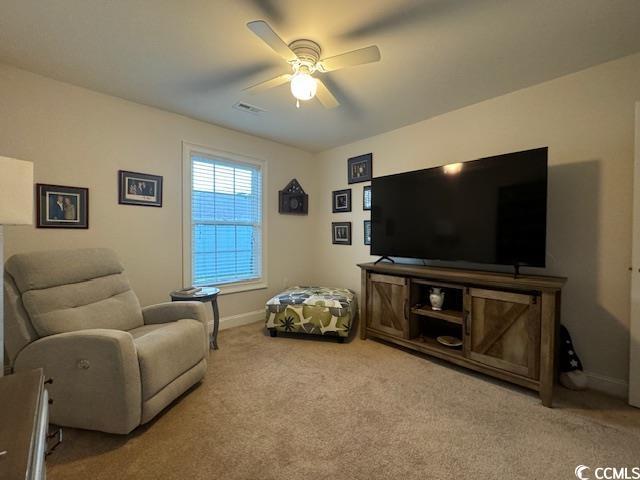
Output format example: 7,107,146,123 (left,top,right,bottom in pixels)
118,170,163,207
332,222,352,245
364,220,372,246
363,185,371,210
348,153,372,184
36,184,89,229
332,188,352,213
